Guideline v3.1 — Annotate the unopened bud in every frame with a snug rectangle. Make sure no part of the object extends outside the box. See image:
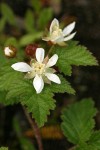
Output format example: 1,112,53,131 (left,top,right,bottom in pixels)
25,44,39,57
4,45,17,58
